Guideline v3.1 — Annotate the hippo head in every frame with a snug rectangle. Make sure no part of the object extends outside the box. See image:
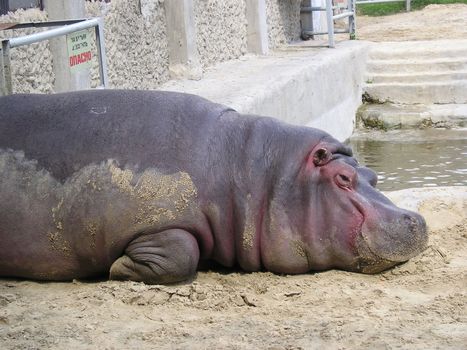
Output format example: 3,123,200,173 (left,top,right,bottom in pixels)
261,138,428,274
